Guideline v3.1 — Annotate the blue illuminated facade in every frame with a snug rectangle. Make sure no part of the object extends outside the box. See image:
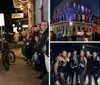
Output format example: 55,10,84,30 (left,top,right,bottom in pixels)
53,0,93,23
